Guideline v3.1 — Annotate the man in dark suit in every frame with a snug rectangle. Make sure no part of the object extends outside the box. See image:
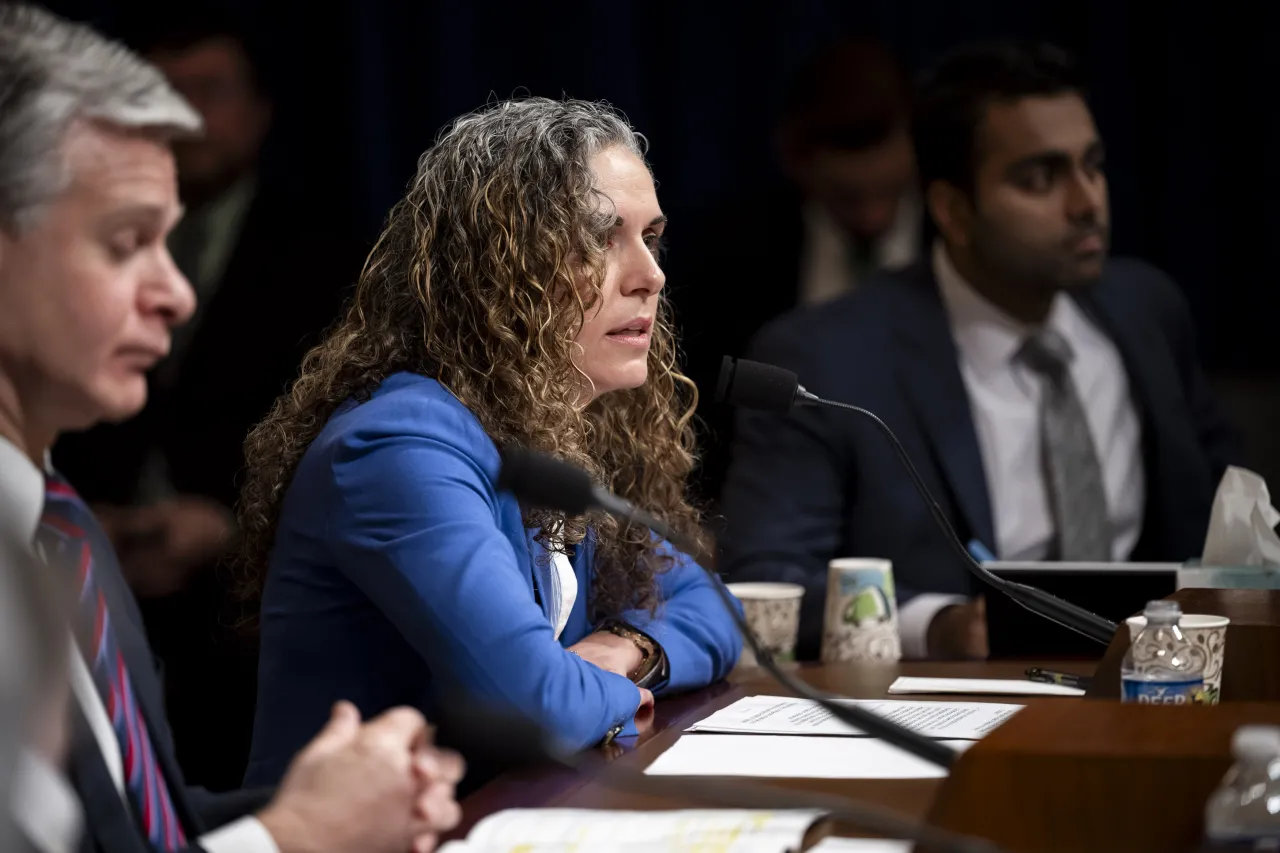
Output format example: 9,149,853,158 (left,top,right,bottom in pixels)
669,37,920,507
0,6,460,851
51,9,365,790
719,42,1241,661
